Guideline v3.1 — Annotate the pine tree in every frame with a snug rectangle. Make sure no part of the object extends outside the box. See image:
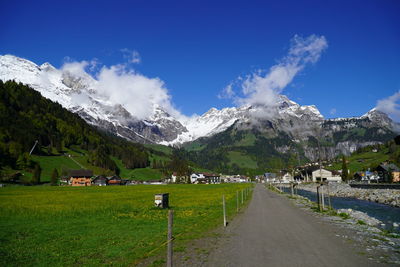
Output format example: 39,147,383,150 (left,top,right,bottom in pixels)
341,155,348,182
32,163,41,184
51,168,59,186
152,158,157,169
